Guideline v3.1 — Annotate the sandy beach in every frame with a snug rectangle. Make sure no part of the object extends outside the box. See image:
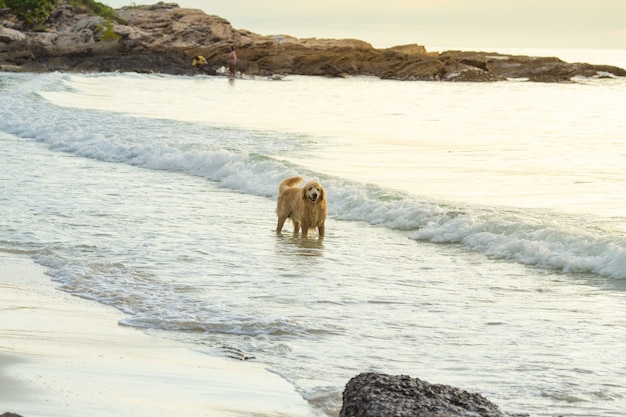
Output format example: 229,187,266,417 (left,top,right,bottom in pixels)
0,253,319,417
